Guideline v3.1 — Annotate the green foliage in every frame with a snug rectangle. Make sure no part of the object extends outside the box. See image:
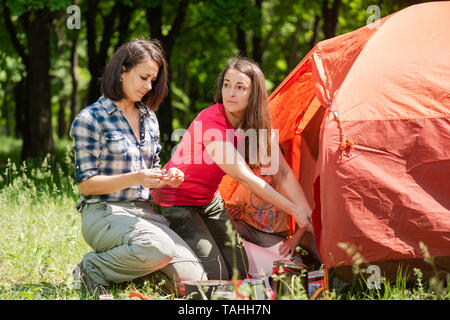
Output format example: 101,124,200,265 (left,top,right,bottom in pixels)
340,266,450,300
5,0,72,15
0,0,420,142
